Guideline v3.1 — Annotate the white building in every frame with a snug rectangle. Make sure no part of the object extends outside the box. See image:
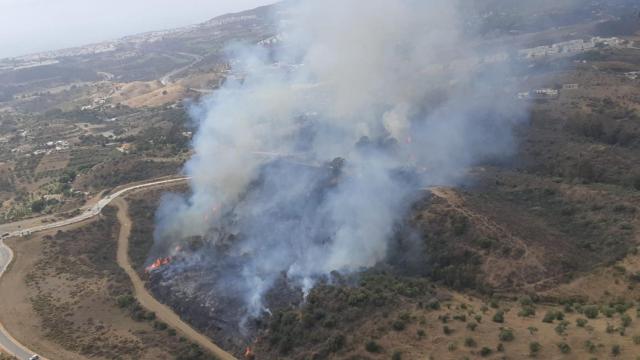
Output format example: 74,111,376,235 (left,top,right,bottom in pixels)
532,89,559,99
